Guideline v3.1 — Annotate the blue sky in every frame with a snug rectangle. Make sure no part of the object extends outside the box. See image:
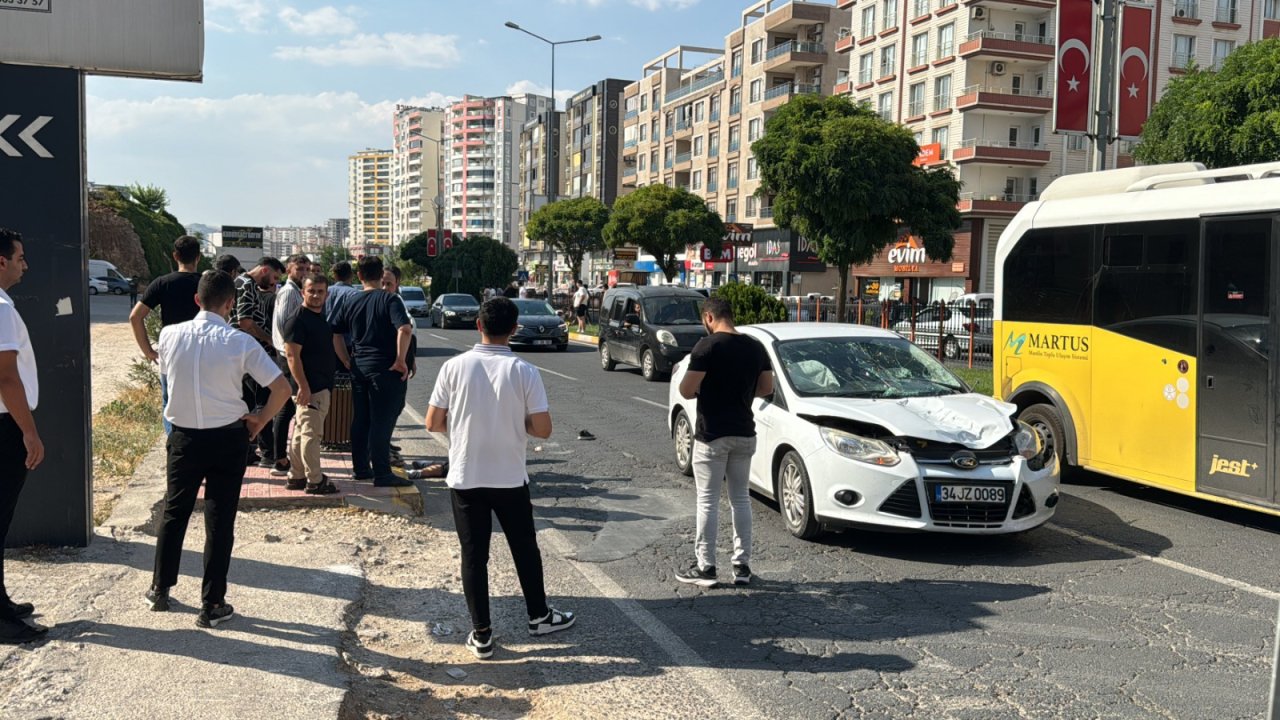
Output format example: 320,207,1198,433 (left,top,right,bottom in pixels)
85,0,725,228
